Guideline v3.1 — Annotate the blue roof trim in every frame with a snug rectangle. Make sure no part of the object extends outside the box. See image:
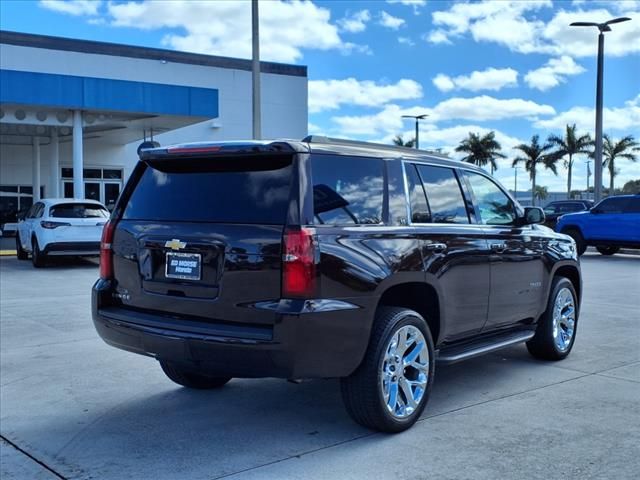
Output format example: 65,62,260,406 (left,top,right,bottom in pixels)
0,69,218,118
